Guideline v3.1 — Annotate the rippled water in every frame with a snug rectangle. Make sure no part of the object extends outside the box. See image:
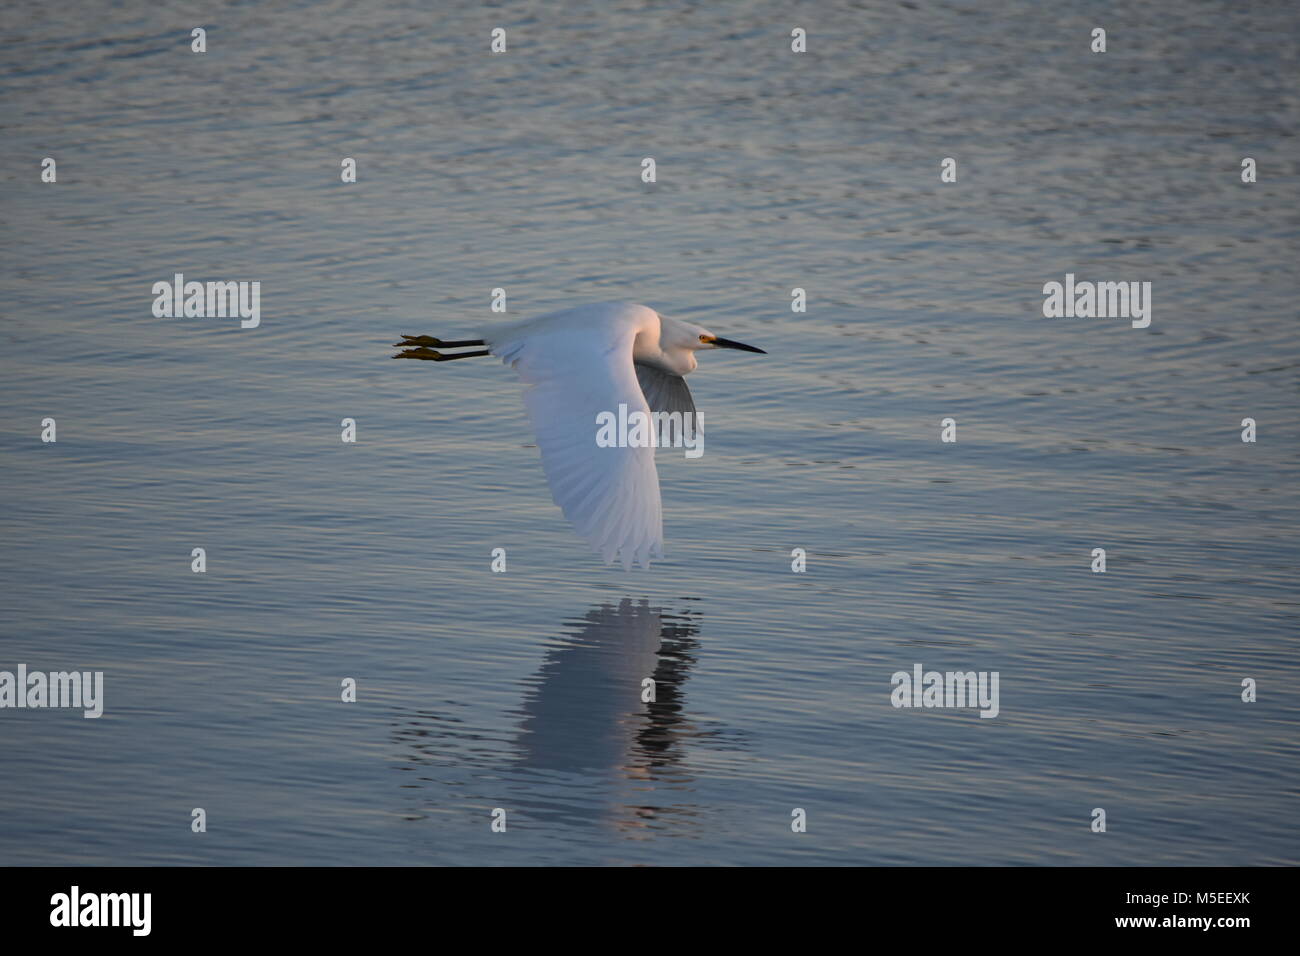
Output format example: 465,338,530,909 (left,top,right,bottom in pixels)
1,0,1297,865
